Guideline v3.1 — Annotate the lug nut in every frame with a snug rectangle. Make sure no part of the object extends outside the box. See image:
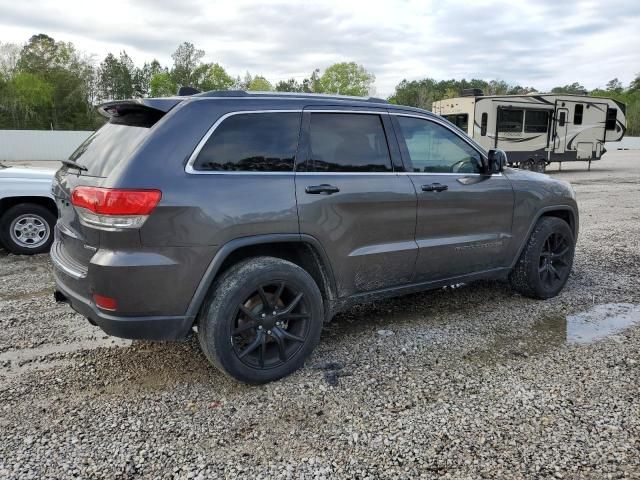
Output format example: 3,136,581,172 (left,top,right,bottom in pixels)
261,313,266,318
272,311,277,315
267,330,271,335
